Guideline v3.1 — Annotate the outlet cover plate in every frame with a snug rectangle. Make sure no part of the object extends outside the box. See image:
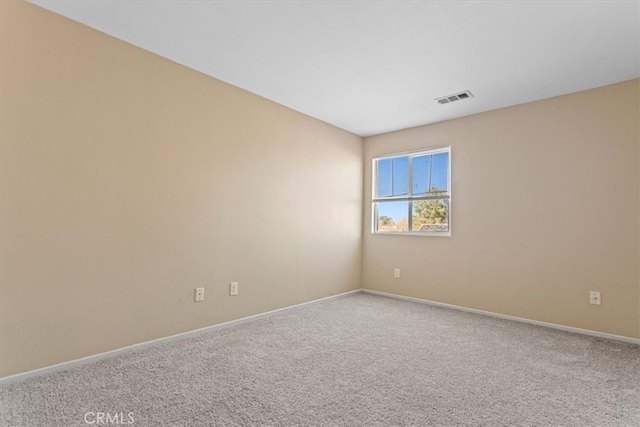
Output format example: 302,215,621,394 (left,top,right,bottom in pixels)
230,282,238,296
